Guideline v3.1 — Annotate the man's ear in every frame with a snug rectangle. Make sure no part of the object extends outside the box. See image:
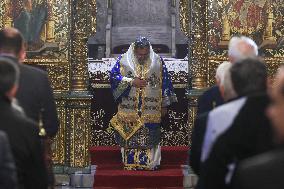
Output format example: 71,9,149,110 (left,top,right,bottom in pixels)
5,85,18,99
219,85,225,99
228,56,235,64
266,77,273,90
18,49,26,63
216,77,221,86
